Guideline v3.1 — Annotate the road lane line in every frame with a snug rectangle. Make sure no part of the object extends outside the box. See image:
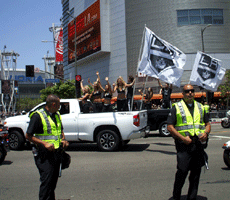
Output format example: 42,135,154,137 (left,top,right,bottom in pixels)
211,135,230,139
